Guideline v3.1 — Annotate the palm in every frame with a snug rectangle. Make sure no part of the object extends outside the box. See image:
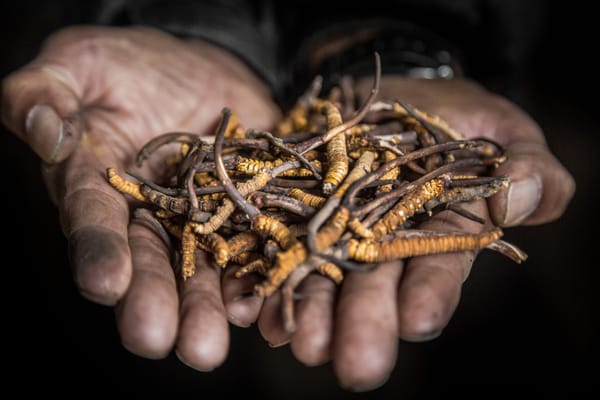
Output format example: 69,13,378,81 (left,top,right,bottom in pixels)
45,27,279,167
256,75,575,390
2,24,574,388
359,76,572,226
2,25,281,370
